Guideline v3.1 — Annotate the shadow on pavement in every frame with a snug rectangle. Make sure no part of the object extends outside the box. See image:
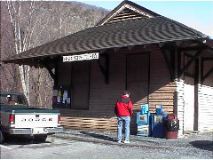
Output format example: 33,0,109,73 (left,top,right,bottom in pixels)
80,131,116,142
3,135,51,145
189,140,213,151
